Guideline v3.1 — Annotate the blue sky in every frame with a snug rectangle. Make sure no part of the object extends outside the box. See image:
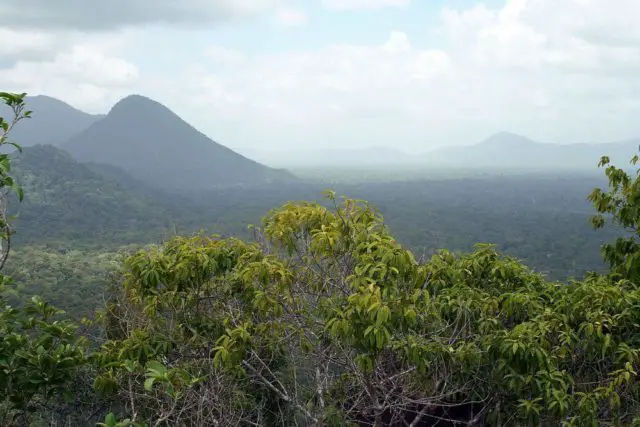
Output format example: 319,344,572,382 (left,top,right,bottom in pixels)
132,0,506,67
212,0,493,52
0,0,639,157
